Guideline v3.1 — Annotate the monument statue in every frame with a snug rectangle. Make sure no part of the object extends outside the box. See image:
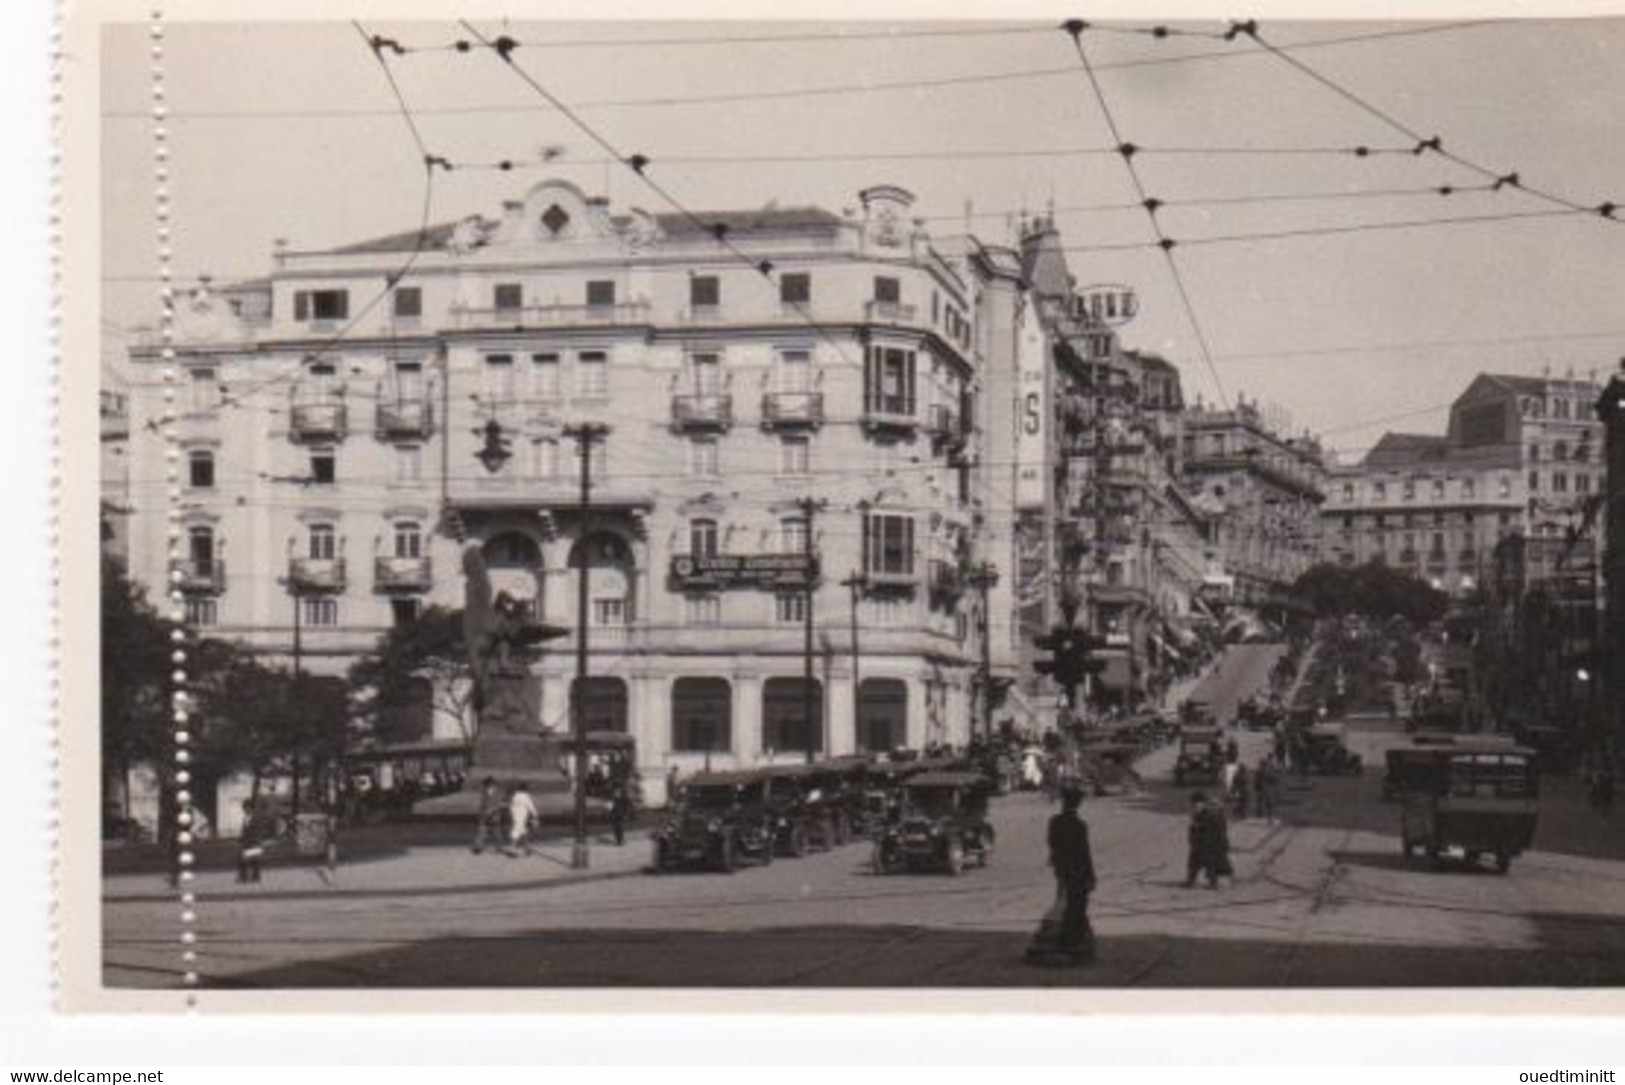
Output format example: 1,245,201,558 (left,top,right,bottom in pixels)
460,544,568,782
